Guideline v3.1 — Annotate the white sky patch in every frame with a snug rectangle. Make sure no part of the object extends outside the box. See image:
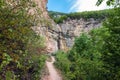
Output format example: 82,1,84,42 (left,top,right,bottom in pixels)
69,0,111,12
